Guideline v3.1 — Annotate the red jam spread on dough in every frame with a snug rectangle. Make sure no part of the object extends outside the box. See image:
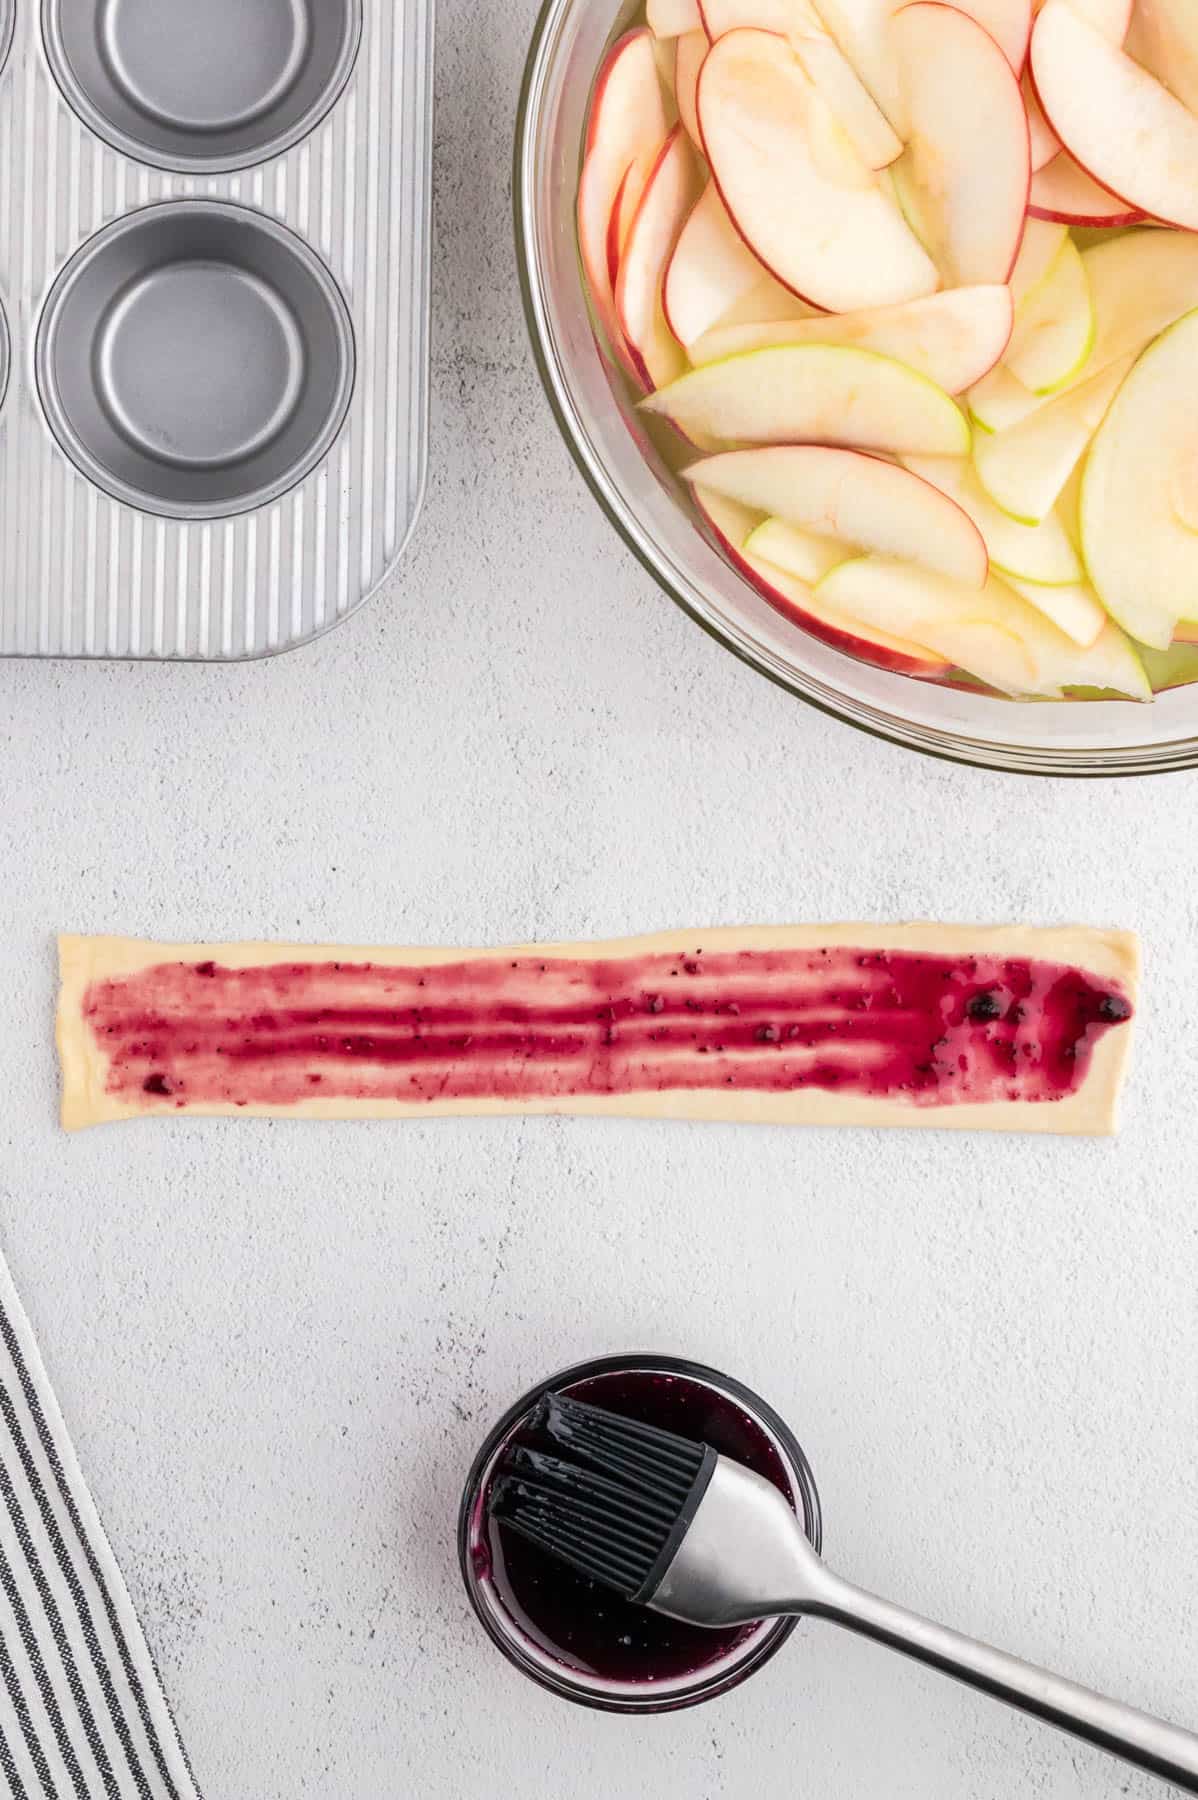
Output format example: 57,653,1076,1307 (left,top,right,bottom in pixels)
80,945,1133,1112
